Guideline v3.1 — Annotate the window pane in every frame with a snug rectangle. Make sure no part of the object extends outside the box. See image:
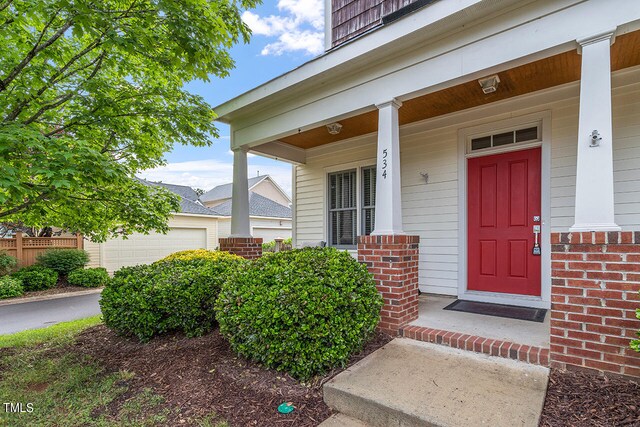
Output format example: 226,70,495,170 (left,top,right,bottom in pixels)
471,136,491,150
493,131,514,146
328,170,357,247
363,208,375,235
515,126,538,142
334,210,356,246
